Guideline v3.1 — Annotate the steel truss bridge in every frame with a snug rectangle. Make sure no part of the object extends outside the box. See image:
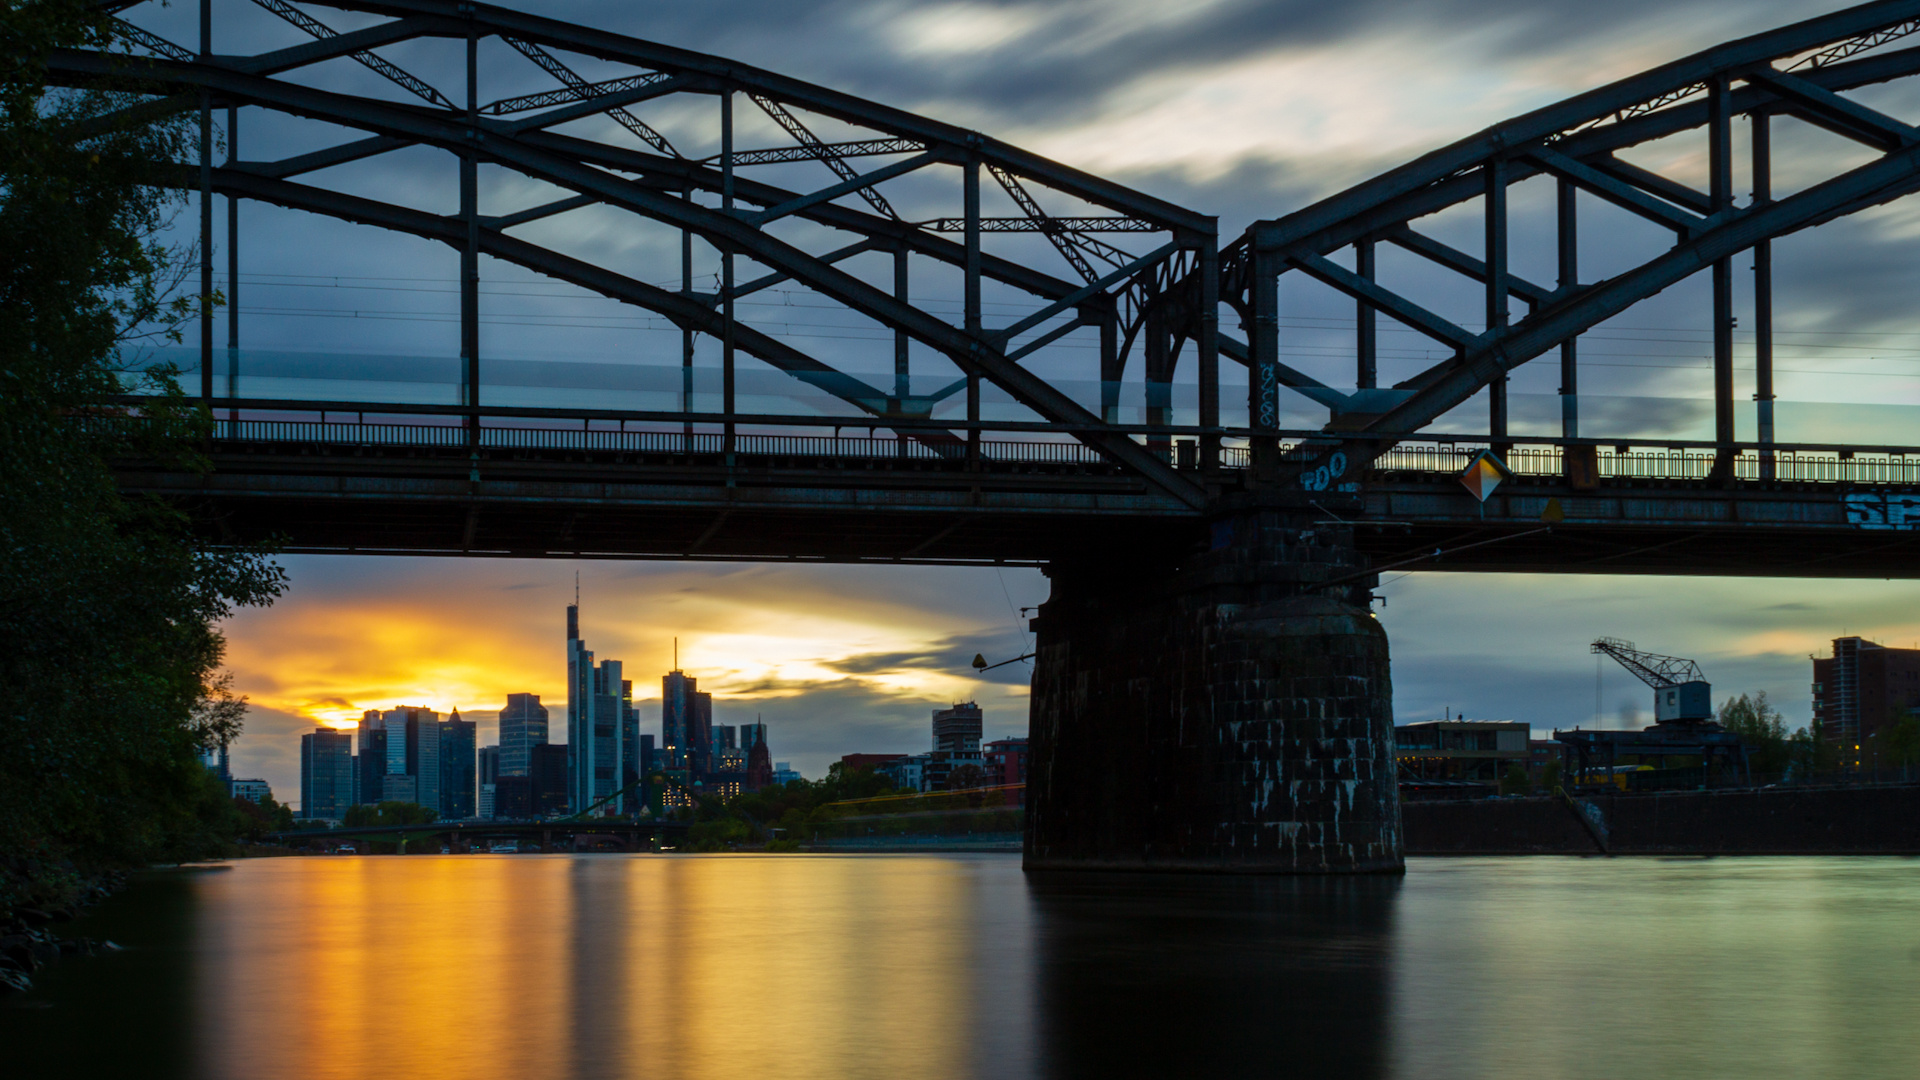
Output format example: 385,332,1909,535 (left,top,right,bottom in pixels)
52,0,1920,576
